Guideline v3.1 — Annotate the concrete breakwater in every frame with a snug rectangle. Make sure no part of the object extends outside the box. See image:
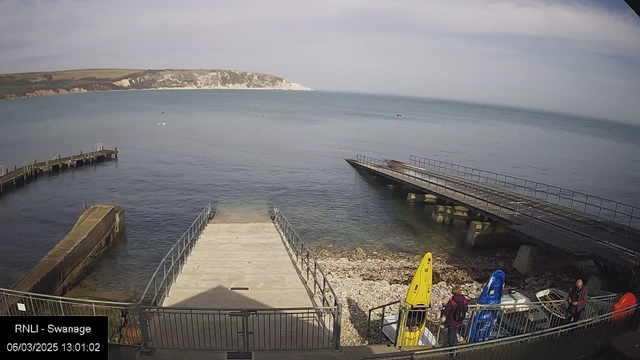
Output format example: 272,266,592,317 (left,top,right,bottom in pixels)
11,204,125,296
